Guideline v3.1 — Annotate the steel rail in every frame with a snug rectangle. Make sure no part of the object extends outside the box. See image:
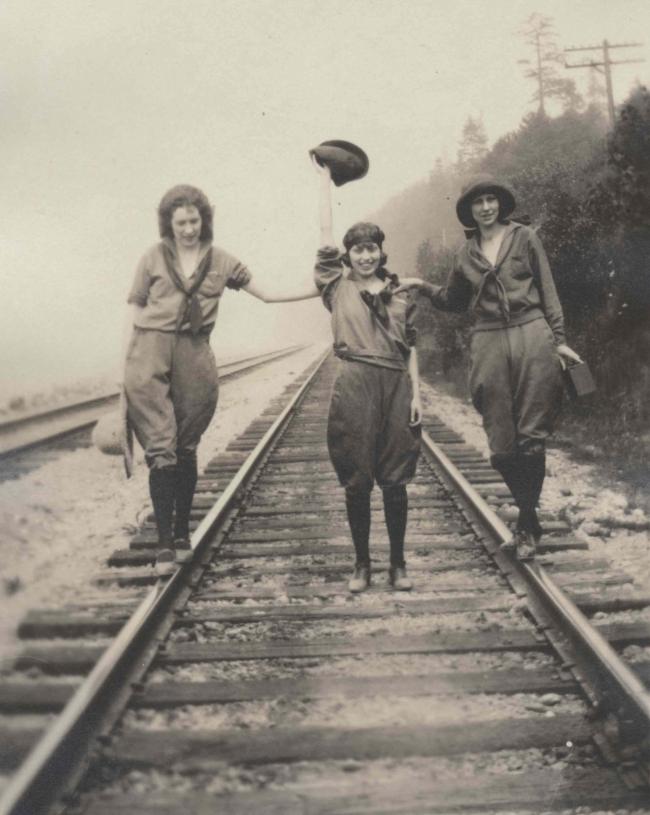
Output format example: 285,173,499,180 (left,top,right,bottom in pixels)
0,394,121,433
0,351,328,815
217,343,305,376
422,429,650,764
0,345,306,460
